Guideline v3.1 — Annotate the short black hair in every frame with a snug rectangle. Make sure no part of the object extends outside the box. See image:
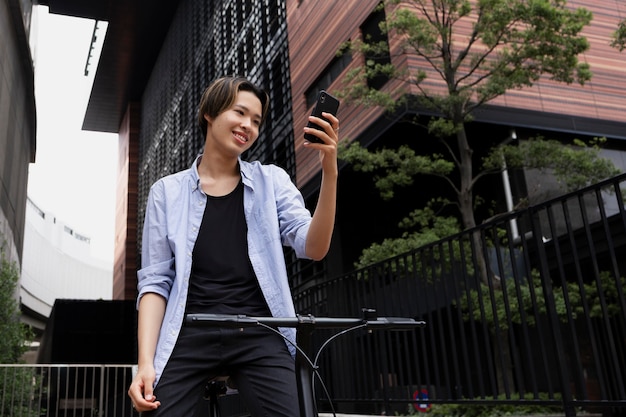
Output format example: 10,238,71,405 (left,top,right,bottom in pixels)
197,76,269,137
